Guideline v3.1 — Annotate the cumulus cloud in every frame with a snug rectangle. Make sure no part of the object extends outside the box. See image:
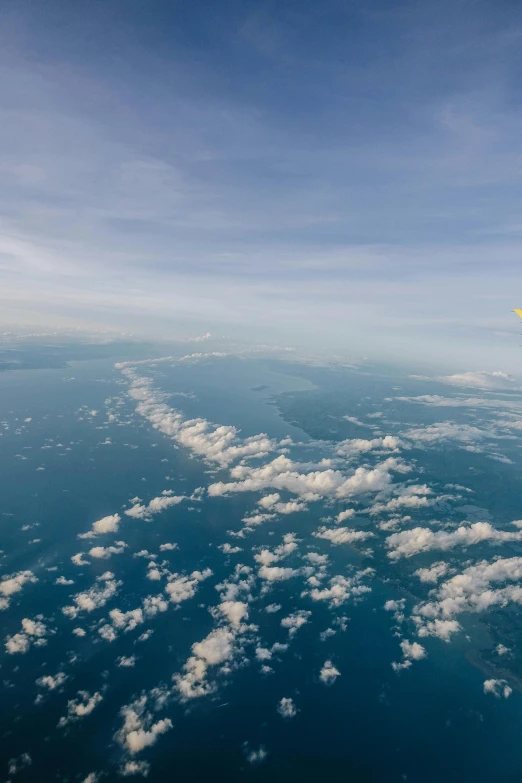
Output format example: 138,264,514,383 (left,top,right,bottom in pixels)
71,553,89,567
277,697,297,718
173,626,237,702
36,672,67,690
55,576,75,585
319,660,340,685
257,493,306,514
109,607,144,633
208,455,396,501
336,435,402,458
307,570,373,607
313,526,372,546
392,639,427,672
218,601,249,626
483,679,512,699
336,509,355,523
281,610,311,637
116,694,172,756
117,655,137,668
88,542,127,559
6,617,48,654
414,562,449,583
123,368,277,467
219,543,243,554
0,570,37,610
165,568,212,605
119,761,150,777
125,492,185,521
58,691,103,727
370,484,436,514
413,556,522,639
386,521,522,560
79,513,121,538
62,573,120,619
